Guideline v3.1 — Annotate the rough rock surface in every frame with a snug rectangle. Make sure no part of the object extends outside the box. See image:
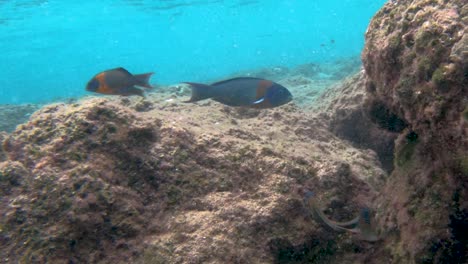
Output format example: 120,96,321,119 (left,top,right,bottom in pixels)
362,0,467,263
0,90,386,263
